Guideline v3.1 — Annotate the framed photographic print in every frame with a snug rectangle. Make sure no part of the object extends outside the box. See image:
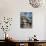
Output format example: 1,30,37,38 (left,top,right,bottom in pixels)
20,12,32,28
